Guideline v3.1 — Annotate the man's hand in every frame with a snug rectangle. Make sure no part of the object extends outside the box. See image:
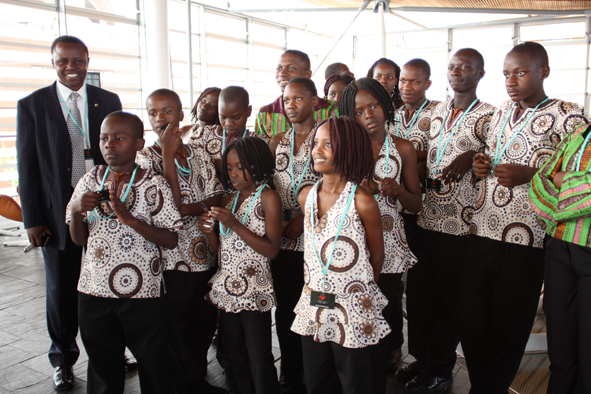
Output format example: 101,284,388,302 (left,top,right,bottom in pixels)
26,225,52,247
441,150,477,183
552,171,570,189
282,214,304,240
473,153,492,179
494,164,538,187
